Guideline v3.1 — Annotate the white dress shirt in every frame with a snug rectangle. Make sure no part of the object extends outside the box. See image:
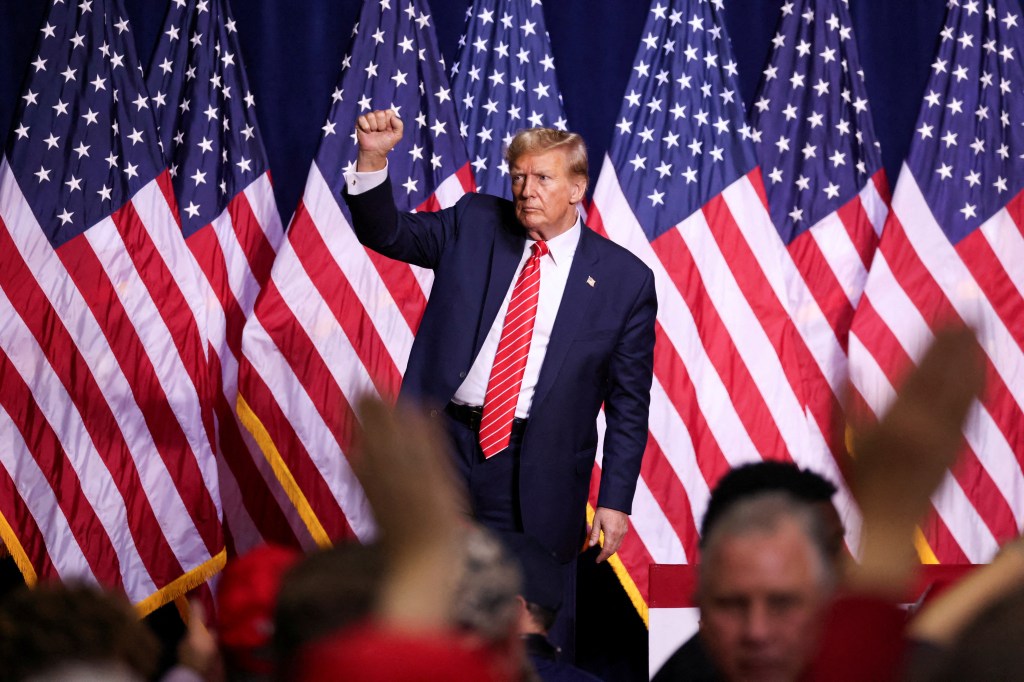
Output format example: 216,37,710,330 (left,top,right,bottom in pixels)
344,164,581,418
453,220,579,417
